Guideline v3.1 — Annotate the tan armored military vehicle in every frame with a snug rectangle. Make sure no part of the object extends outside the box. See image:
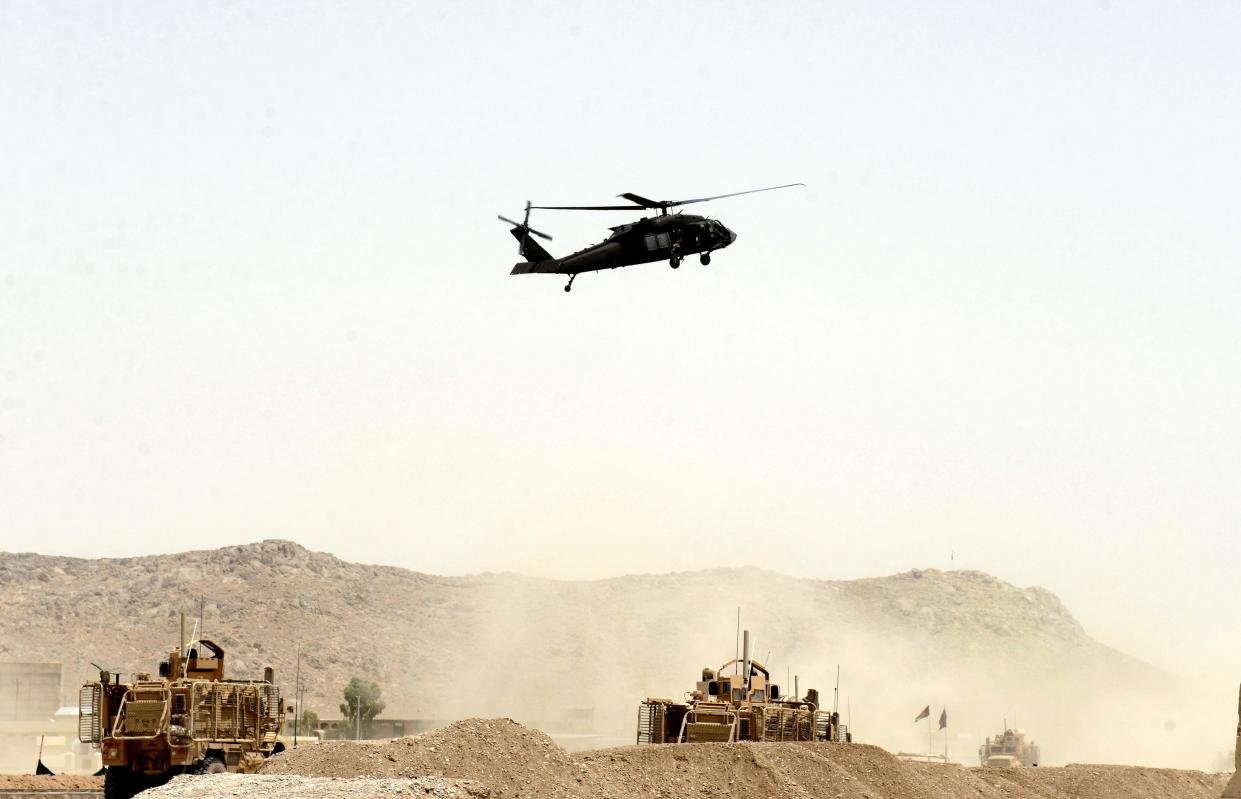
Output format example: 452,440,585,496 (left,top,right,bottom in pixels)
637,630,850,744
78,623,284,799
979,727,1040,767
1224,683,1241,799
